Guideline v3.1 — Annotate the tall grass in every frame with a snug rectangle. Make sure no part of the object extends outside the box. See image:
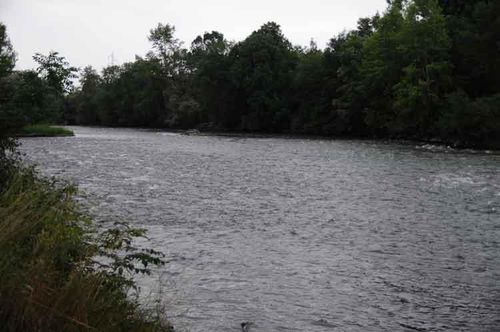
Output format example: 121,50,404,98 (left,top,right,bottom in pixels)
0,167,173,332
